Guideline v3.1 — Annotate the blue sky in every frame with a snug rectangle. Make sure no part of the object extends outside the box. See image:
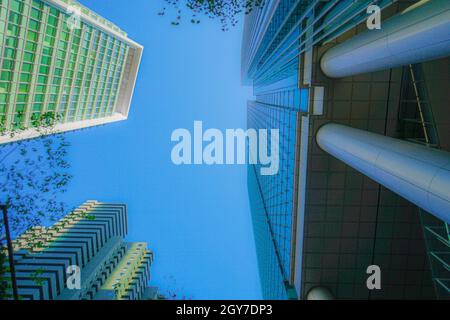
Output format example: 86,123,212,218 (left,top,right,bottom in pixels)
60,0,261,299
